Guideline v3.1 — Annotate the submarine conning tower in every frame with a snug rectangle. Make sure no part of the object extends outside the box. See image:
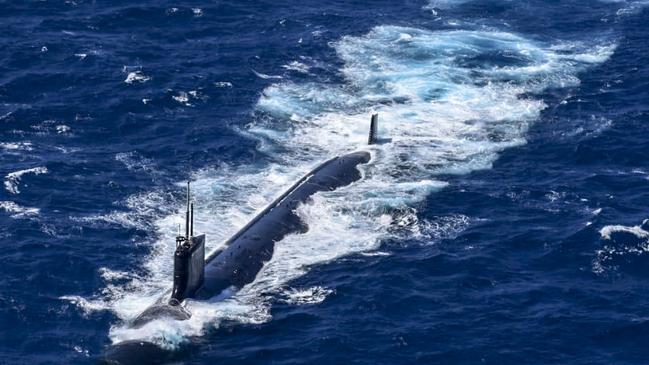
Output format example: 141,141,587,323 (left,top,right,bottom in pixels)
170,182,205,306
